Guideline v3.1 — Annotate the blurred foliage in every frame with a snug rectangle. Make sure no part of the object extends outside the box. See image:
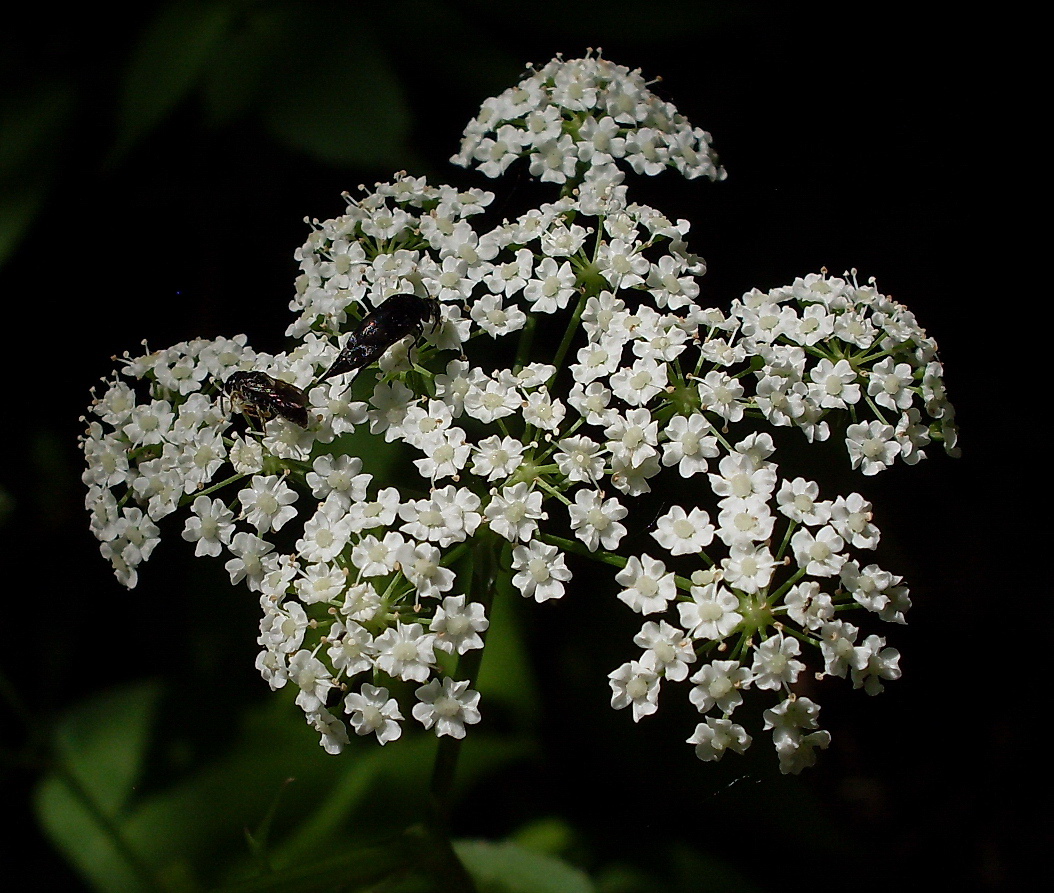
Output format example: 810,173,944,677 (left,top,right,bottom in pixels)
0,0,773,269
29,557,543,892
